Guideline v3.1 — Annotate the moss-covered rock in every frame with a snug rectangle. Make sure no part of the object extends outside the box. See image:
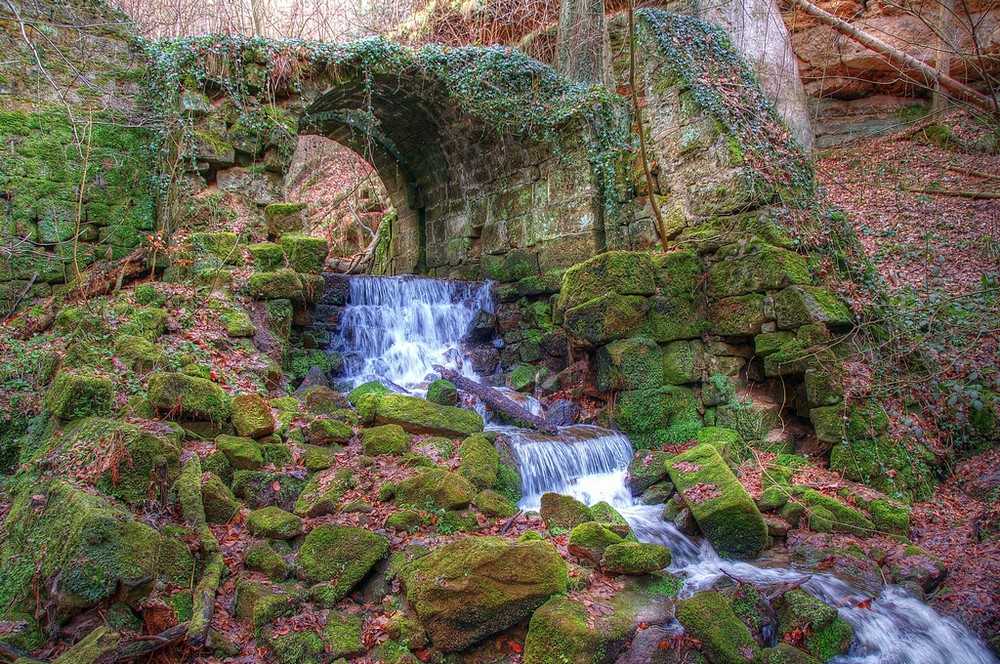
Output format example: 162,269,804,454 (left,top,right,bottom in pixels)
708,293,768,337
596,336,662,391
299,525,389,594
231,395,276,439
245,541,289,580
762,643,822,663
306,417,353,446
474,489,518,517
616,385,702,444
264,202,306,236
540,492,594,533
676,590,760,663
347,381,391,405
216,434,264,470
458,435,499,491
45,370,114,420
361,424,411,456
775,589,853,661
247,507,303,540
773,286,851,330
661,339,705,385
568,521,625,565
324,611,365,659
829,434,935,501
247,271,314,301
188,231,240,264
385,510,424,532
232,470,306,511
625,450,673,496
425,379,458,406
801,490,874,535
115,335,168,372
249,242,286,271
601,542,672,574
147,372,230,423
558,251,657,311
865,498,910,536
708,243,810,298
697,426,744,460
523,594,635,664
293,468,355,518
278,234,327,273
666,444,768,559
235,579,291,631
399,536,567,652
373,393,484,438
0,610,45,652
394,468,475,510
563,293,650,347
202,472,240,523
754,331,796,357
119,307,169,341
